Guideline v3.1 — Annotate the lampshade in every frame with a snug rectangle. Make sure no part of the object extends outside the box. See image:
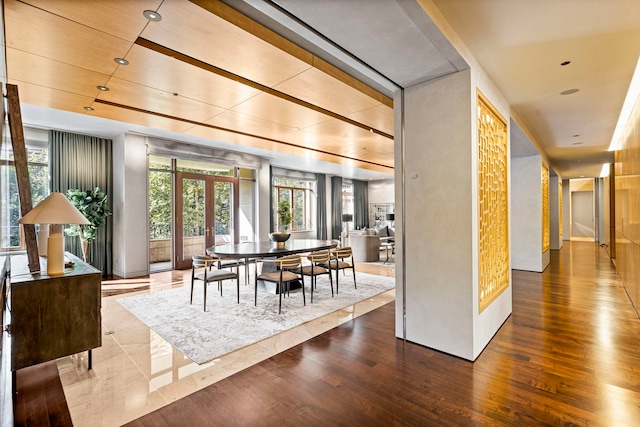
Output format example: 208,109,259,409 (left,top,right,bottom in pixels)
18,192,90,225
342,214,353,222
18,192,90,275
386,213,395,221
